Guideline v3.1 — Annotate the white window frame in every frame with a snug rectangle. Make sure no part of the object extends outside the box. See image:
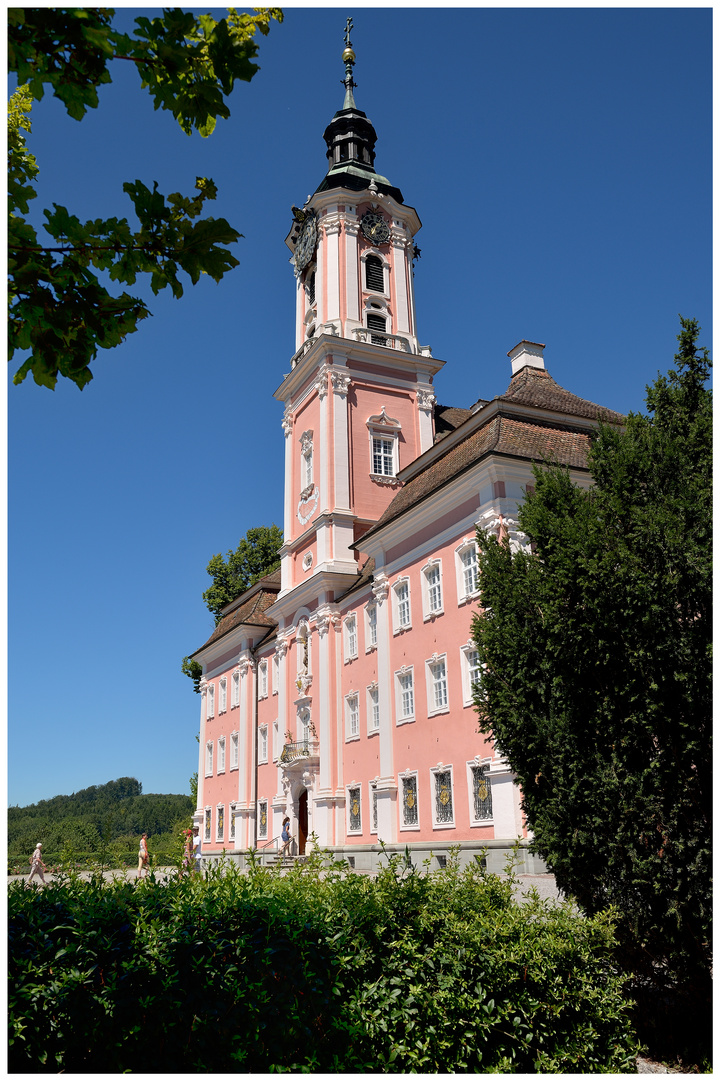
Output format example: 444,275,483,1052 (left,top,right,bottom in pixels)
344,614,358,662
219,677,227,714
421,558,444,620
230,731,239,770
467,758,494,826
258,724,268,764
273,653,279,695
430,764,456,829
345,692,360,741
216,803,224,841
206,683,215,719
460,641,481,707
231,669,240,708
367,682,380,735
229,803,236,841
258,659,268,699
258,799,268,840
399,771,420,831
392,577,412,633
217,736,226,774
205,741,213,777
272,720,280,761
456,539,480,603
395,666,415,725
365,601,378,651
426,653,449,717
347,784,362,834
204,807,211,841
367,409,401,481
